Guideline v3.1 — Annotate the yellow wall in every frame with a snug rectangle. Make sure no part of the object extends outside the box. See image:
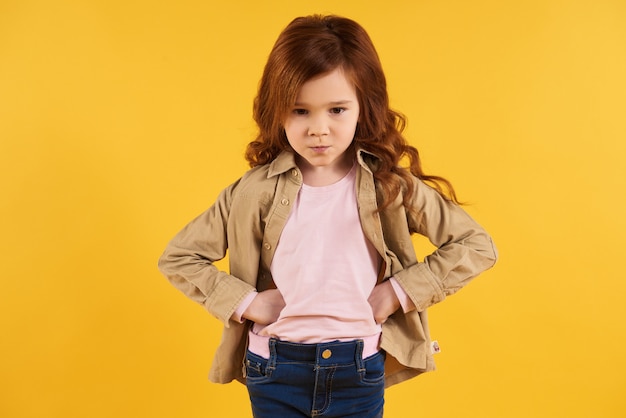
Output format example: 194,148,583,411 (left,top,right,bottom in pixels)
1,0,625,416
